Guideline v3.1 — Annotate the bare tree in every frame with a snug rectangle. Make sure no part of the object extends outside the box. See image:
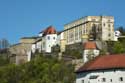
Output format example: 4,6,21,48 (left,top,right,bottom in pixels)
0,38,10,49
